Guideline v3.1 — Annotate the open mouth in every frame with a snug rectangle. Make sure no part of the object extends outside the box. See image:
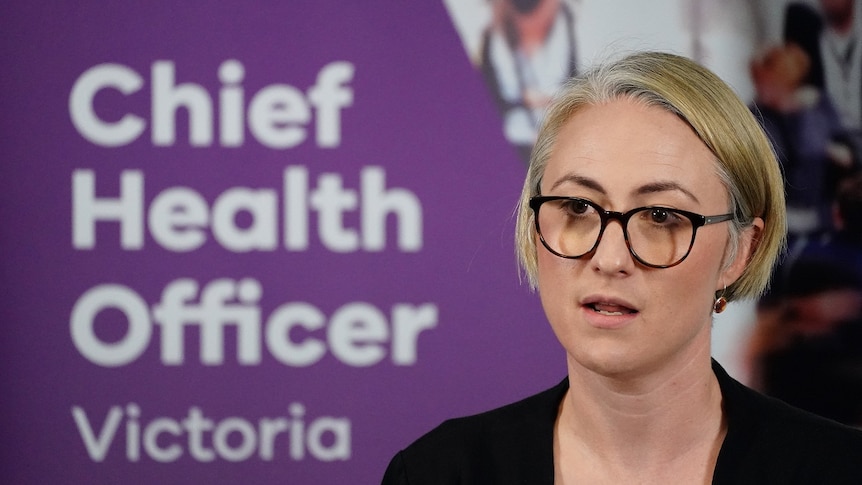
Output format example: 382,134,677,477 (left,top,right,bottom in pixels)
588,302,638,316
